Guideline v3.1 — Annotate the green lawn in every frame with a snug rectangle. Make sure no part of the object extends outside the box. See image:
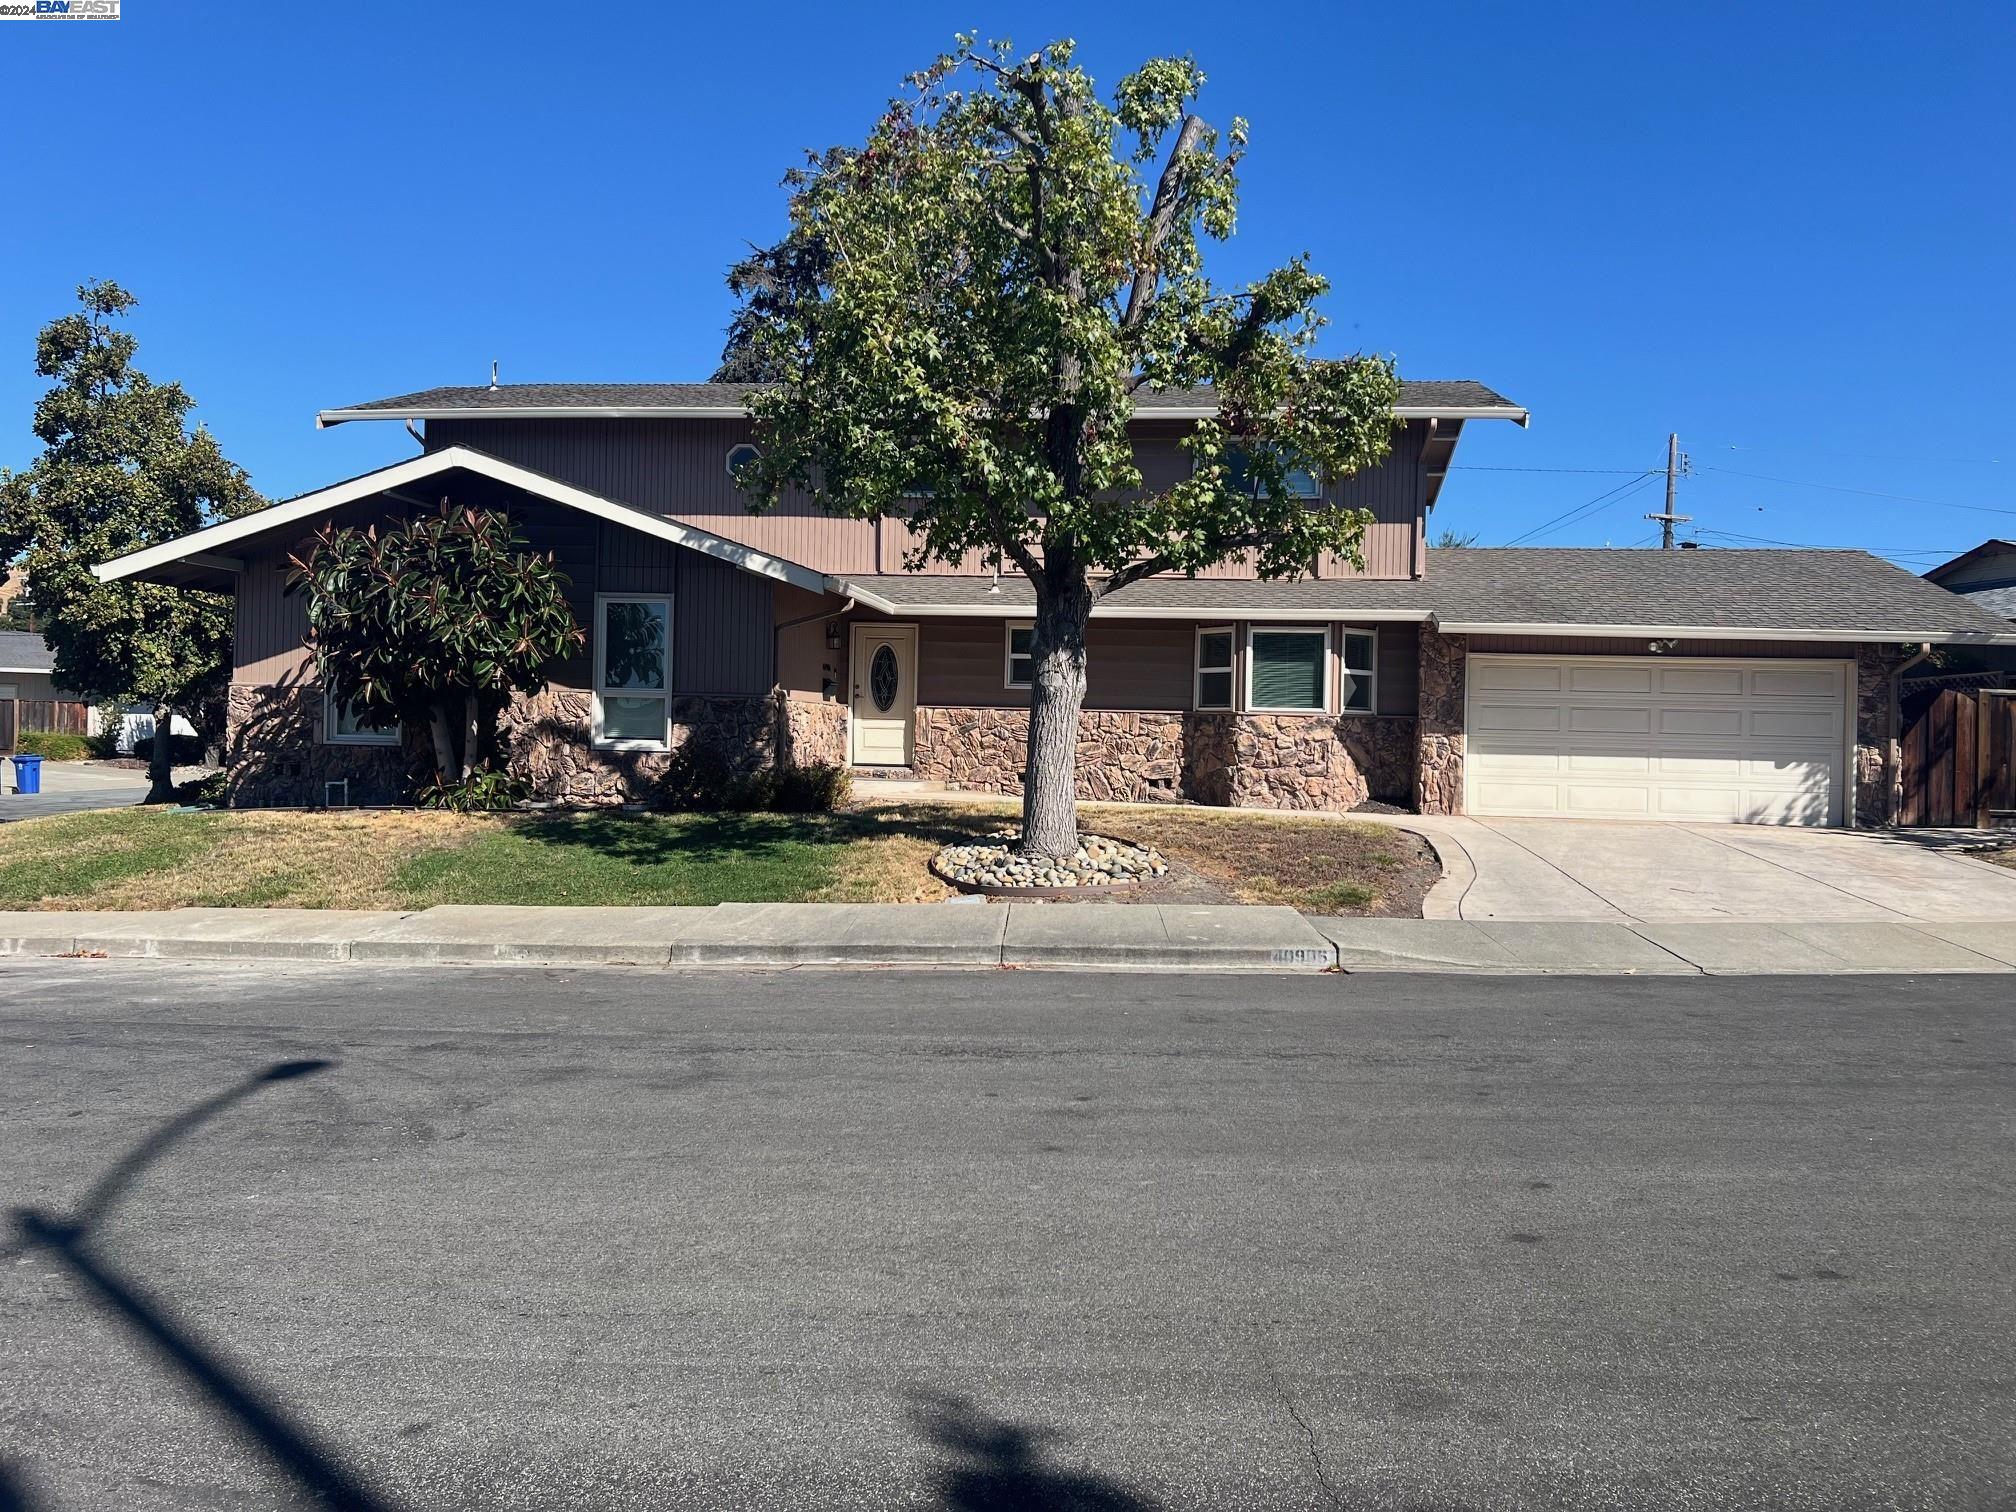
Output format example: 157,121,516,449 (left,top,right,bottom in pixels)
392,812,861,906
